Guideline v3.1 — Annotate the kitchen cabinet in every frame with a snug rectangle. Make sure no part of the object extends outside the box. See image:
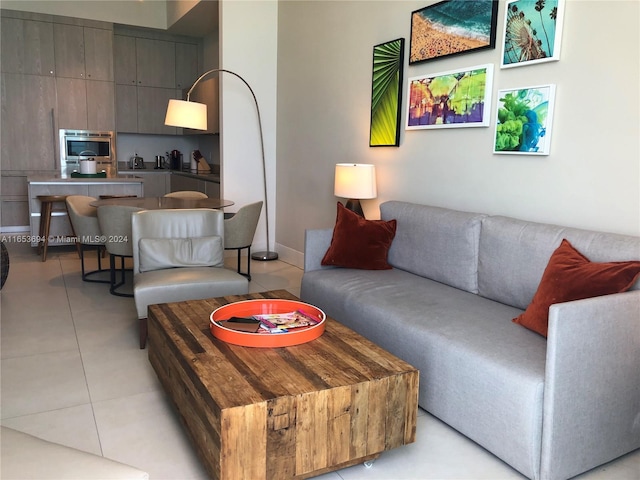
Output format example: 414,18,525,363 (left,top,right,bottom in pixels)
170,173,220,198
114,35,136,85
1,73,57,171
86,80,116,131
1,17,55,76
114,30,202,135
56,78,115,131
115,84,138,132
53,24,84,79
54,24,113,81
56,77,87,129
136,87,178,135
126,171,170,197
135,38,175,88
175,42,199,89
84,27,113,81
